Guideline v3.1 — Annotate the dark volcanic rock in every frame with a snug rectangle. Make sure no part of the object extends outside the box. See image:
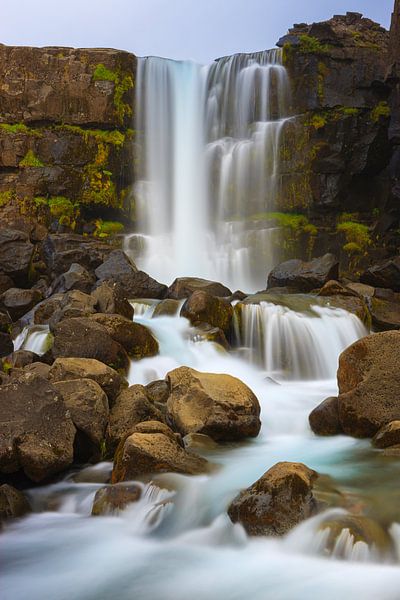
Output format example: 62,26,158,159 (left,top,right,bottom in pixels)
267,254,339,292
167,277,232,300
43,234,113,276
309,397,342,436
0,372,75,482
94,250,137,280
0,229,34,284
1,287,43,321
91,281,134,320
360,257,400,292
180,291,233,337
0,484,31,525
90,313,158,358
0,332,13,358
50,263,95,295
